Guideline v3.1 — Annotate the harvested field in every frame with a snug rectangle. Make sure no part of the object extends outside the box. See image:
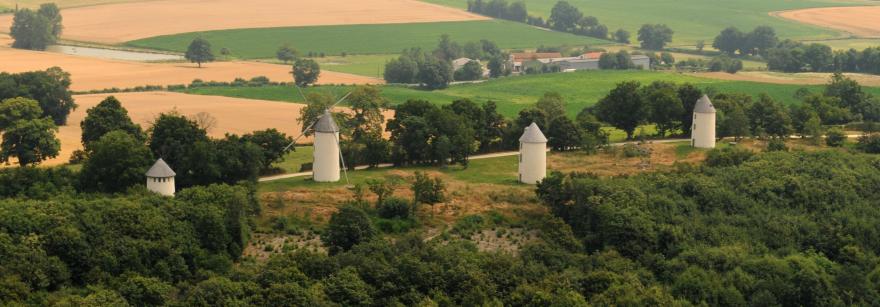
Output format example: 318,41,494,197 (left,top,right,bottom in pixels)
0,0,487,44
691,71,880,87
774,6,880,38
0,41,381,91
47,92,392,166
0,0,149,8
